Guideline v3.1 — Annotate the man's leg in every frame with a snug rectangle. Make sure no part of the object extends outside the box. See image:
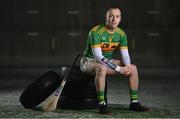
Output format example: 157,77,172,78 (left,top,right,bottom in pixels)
128,64,139,103
102,60,150,112
80,58,113,115
128,64,150,112
95,60,121,103
95,64,113,115
95,61,121,115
